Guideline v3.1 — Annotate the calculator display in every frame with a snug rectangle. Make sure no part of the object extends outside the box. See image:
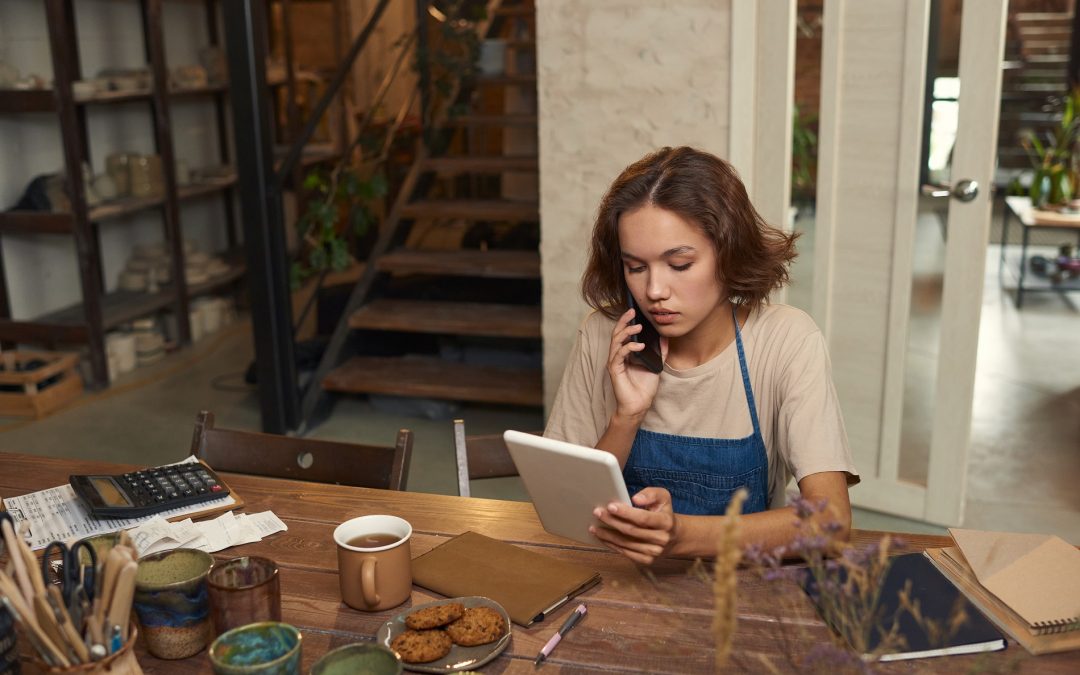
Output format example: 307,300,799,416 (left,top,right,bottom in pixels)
90,477,132,507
